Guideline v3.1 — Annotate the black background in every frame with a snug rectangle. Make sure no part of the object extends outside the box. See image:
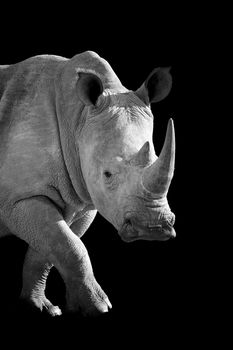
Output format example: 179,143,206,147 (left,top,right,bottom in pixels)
0,6,212,347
